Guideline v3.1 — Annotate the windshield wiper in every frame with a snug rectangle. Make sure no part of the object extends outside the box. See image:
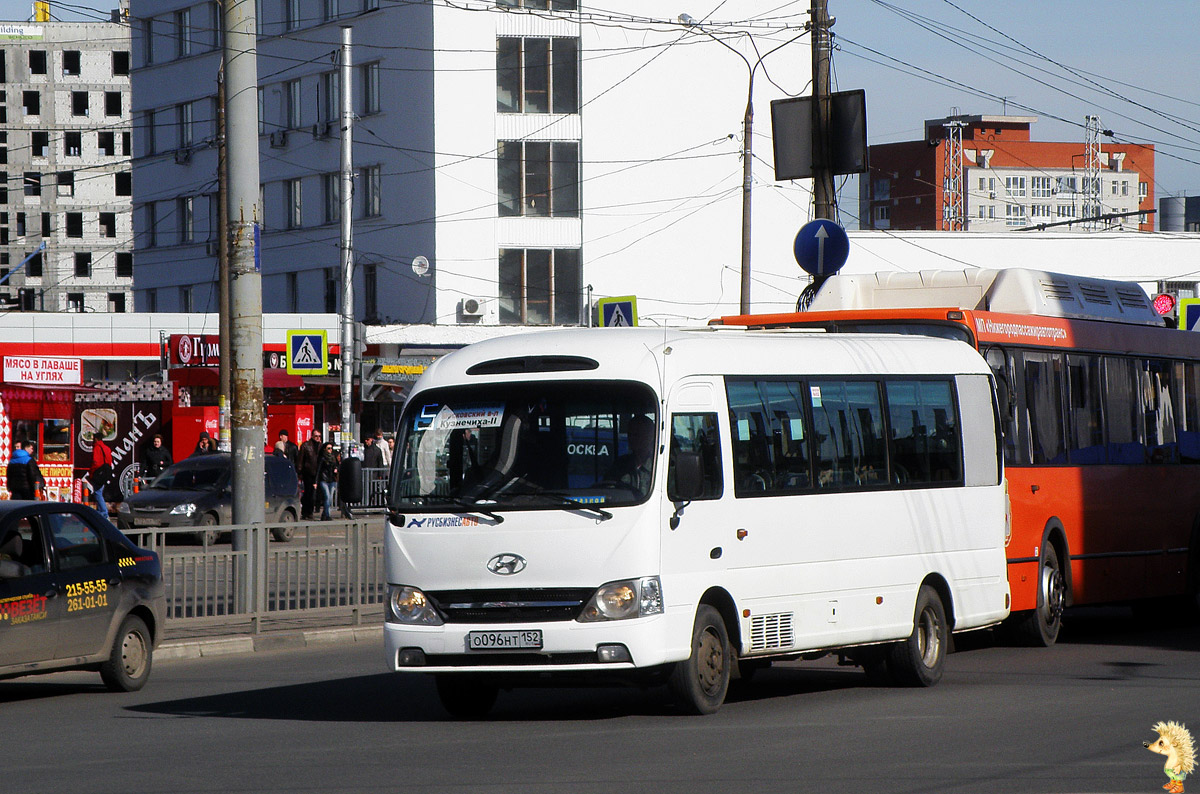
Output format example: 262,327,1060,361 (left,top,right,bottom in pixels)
531,492,613,521
450,498,505,524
